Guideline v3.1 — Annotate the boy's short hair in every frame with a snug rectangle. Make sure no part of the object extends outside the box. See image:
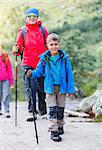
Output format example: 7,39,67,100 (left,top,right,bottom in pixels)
46,33,60,44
